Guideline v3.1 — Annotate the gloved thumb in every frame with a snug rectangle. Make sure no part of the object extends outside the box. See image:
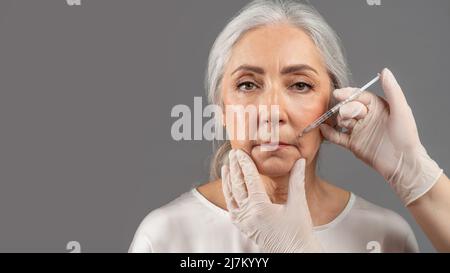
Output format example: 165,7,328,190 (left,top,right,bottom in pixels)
287,158,307,209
